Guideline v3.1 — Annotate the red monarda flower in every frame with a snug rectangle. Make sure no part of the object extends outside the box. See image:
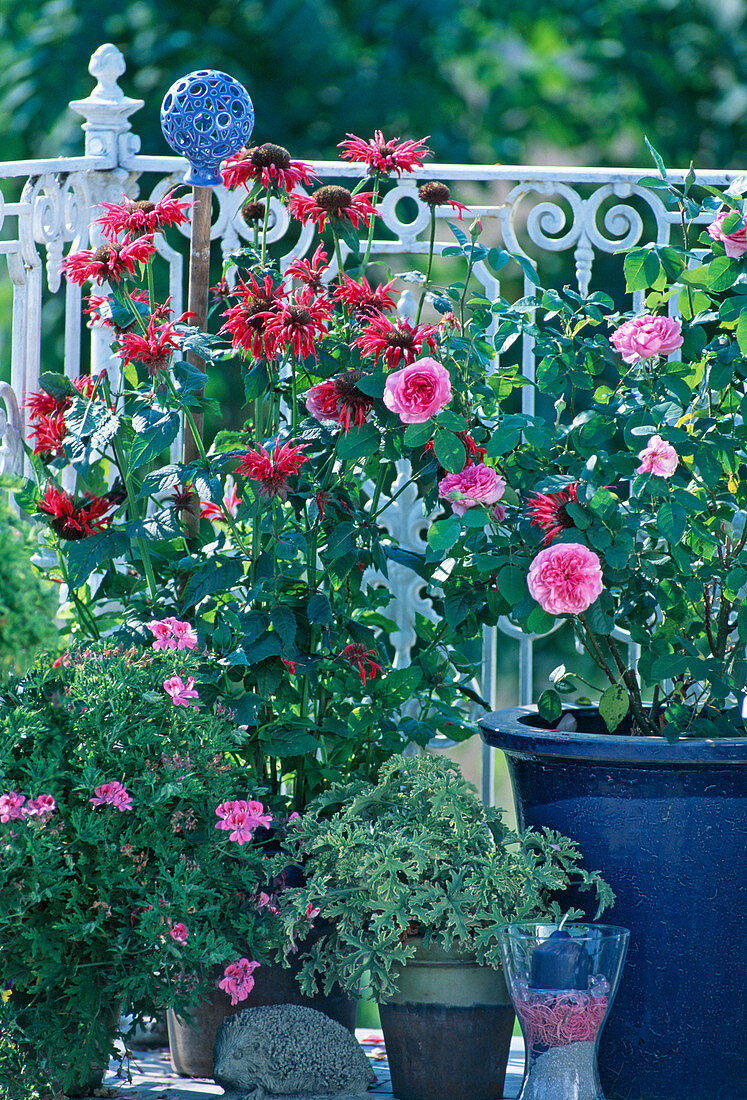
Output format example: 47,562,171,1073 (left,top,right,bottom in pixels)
96,192,191,242
424,431,487,469
220,273,287,360
338,131,433,177
26,376,97,457
306,371,374,432
37,485,113,540
526,483,580,544
29,411,67,458
418,181,472,221
221,143,318,192
286,244,330,293
119,315,186,375
353,314,438,369
62,237,156,286
290,186,377,232
262,287,332,359
235,439,309,500
210,278,238,307
332,274,397,319
338,643,383,685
